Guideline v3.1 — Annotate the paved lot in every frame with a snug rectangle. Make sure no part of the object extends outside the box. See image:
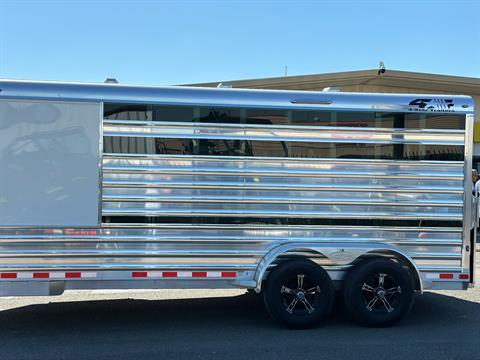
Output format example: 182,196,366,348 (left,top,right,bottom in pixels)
0,280,479,360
